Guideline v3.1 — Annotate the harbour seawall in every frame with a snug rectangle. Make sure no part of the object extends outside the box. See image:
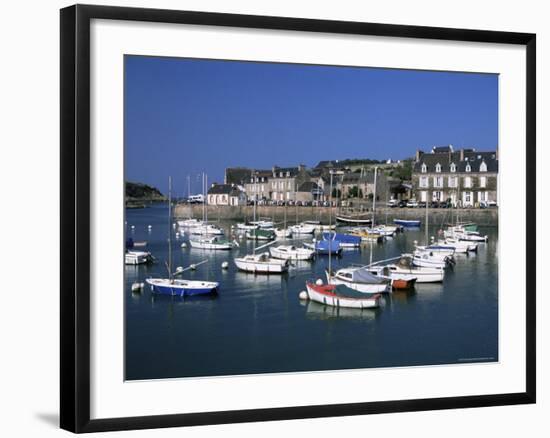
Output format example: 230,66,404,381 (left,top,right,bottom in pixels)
174,205,499,226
